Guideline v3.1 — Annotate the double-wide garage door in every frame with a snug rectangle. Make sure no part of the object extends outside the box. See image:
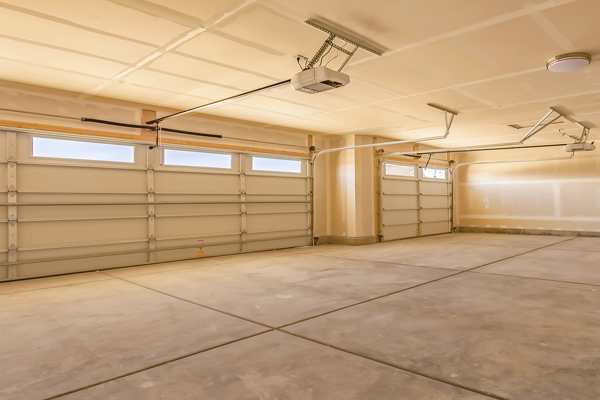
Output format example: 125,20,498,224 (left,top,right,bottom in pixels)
380,161,451,241
0,129,312,281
